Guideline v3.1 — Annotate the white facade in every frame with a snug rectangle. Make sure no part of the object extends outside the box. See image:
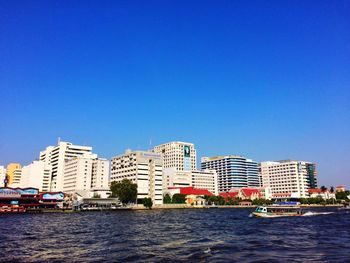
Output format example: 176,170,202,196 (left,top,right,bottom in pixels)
163,168,192,189
163,168,218,195
153,141,196,171
39,141,92,191
63,153,109,193
20,161,52,192
260,160,317,198
191,170,218,195
91,158,110,190
110,150,163,205
0,166,6,187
